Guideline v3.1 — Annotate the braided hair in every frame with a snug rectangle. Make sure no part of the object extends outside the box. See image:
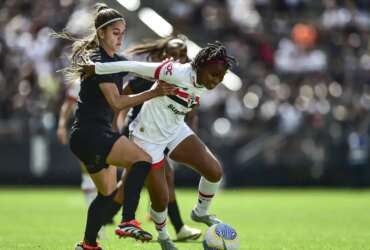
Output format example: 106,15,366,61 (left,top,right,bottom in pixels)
191,41,236,71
